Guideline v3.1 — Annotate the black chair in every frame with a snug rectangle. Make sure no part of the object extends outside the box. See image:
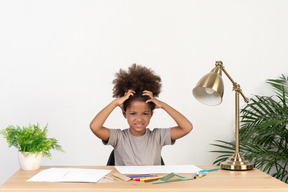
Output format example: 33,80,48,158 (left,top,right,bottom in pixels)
106,150,116,166
106,150,165,166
